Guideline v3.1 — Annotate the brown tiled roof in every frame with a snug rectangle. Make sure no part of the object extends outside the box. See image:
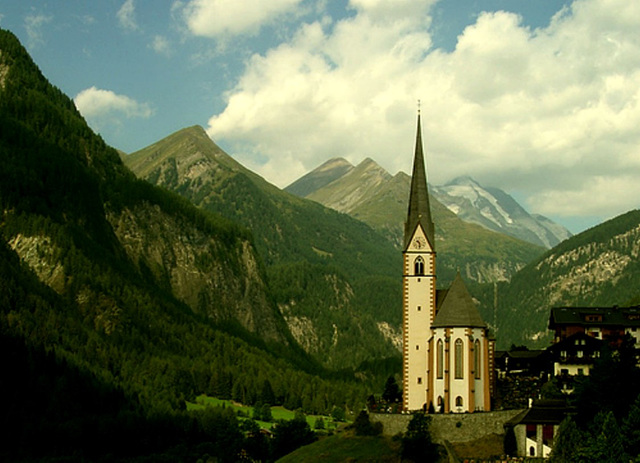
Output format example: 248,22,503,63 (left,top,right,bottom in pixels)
508,400,570,426
432,273,486,328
